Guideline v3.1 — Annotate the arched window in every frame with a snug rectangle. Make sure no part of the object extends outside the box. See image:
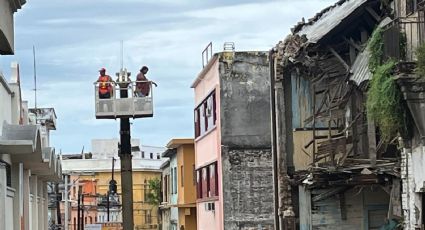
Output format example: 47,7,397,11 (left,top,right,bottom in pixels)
89,216,93,224
73,217,76,230
85,217,87,224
